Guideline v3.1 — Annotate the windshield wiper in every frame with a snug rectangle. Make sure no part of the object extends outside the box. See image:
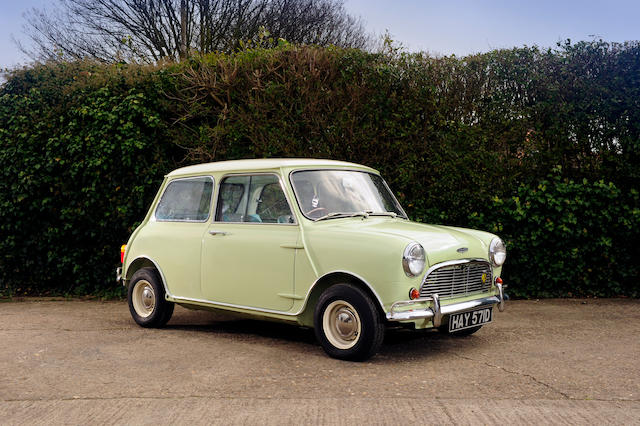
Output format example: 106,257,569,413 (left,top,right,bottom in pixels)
368,211,398,218
314,211,372,221
314,210,406,221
